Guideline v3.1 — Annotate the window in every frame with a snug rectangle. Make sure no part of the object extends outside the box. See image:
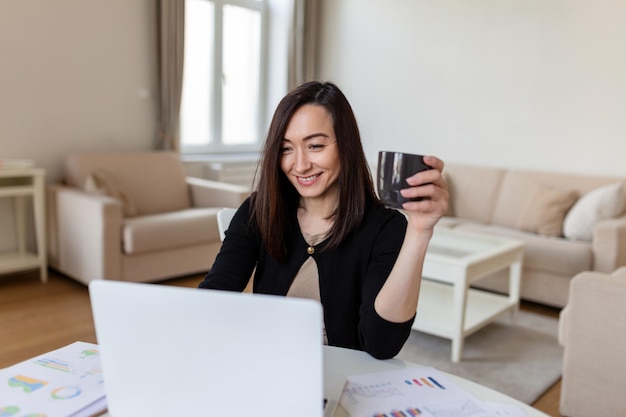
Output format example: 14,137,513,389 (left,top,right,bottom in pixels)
181,0,268,153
